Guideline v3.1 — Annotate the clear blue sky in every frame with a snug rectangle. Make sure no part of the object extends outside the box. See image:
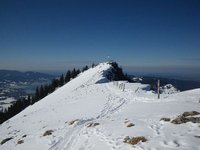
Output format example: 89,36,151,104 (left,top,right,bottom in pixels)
0,0,200,78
